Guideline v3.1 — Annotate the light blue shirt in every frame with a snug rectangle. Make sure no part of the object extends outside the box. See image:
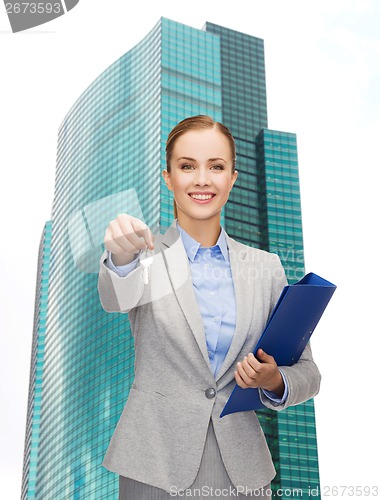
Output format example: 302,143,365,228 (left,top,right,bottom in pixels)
175,221,235,379
107,220,288,403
